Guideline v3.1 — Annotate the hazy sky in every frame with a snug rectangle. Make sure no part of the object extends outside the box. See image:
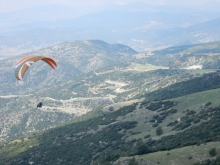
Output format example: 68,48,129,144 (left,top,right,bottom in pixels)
0,0,220,12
